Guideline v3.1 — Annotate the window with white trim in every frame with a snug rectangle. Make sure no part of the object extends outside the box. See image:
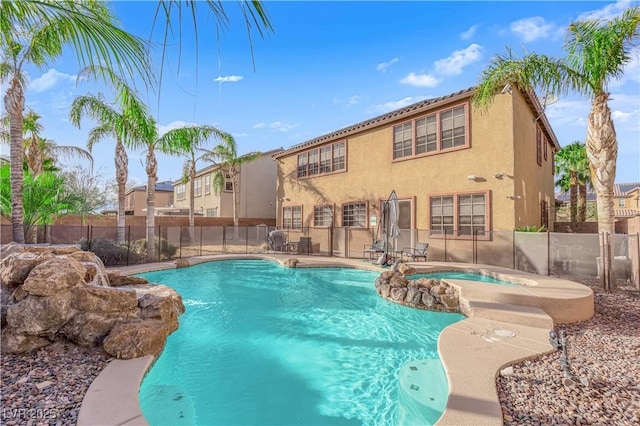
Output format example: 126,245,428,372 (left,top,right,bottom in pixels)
204,175,211,194
224,173,233,192
194,178,202,197
297,141,346,178
206,207,217,217
176,184,186,201
342,202,366,227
